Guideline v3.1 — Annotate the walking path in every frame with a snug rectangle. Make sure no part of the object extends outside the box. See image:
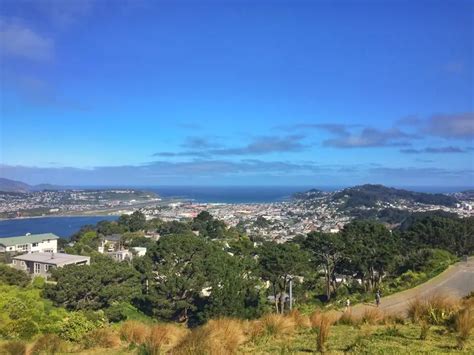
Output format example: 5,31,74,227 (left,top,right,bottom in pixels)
350,257,474,317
